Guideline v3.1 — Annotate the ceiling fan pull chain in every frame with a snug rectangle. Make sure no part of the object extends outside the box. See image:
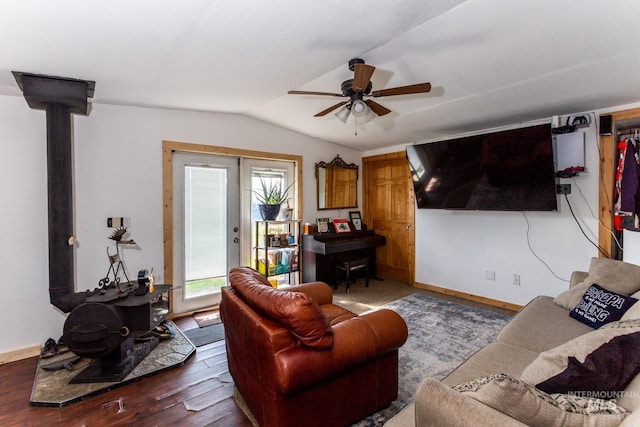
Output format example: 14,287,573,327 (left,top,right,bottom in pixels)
354,116,358,136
